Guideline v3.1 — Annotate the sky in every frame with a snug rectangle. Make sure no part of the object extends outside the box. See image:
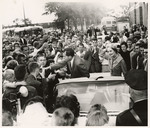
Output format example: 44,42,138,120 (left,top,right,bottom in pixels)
0,0,133,26
1,0,56,26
